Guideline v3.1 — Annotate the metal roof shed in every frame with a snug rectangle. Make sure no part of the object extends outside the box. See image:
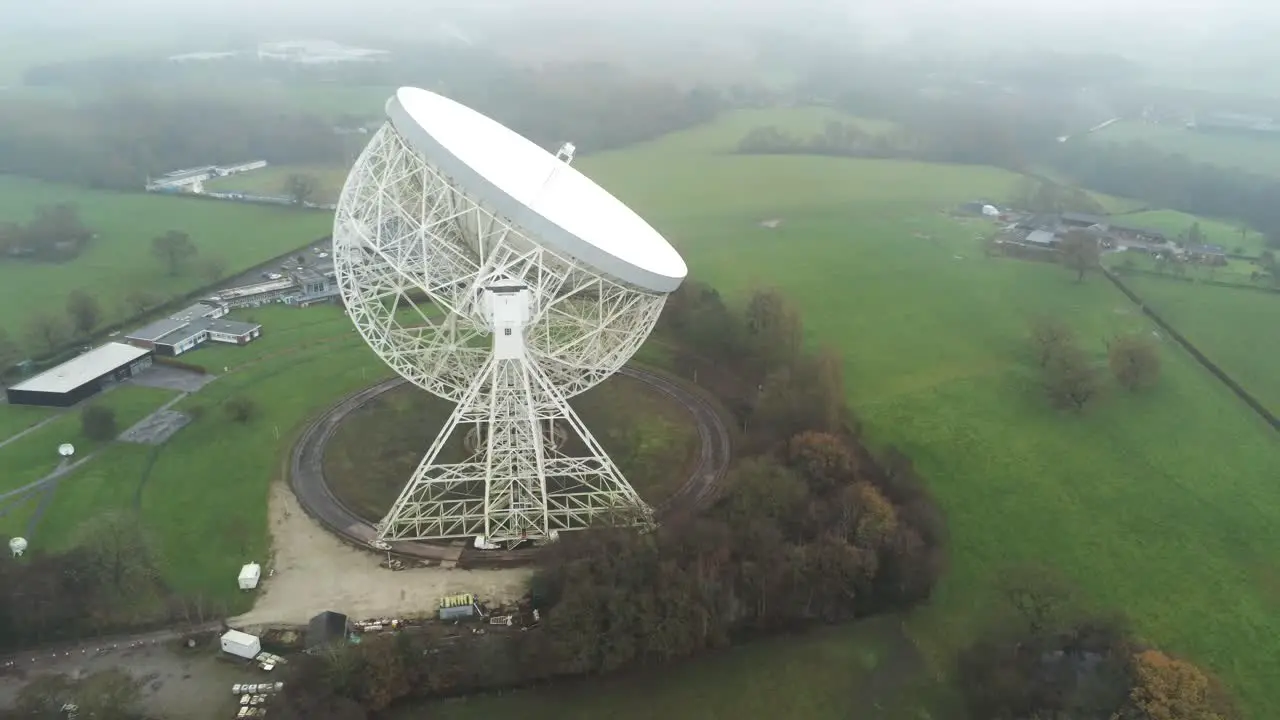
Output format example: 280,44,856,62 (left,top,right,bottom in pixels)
306,611,349,650
5,343,153,407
